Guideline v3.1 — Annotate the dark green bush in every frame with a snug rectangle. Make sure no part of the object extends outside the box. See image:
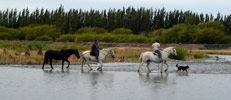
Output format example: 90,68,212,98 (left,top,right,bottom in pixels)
112,28,133,34
77,27,107,34
56,34,76,42
174,47,188,60
35,35,53,41
195,28,225,44
25,25,60,40
197,21,225,31
0,32,14,40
